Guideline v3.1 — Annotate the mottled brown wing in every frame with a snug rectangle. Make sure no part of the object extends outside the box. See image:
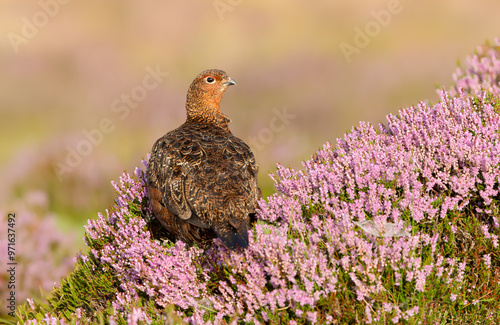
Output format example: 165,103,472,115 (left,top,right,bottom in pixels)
147,132,216,246
148,136,191,220
183,127,259,249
